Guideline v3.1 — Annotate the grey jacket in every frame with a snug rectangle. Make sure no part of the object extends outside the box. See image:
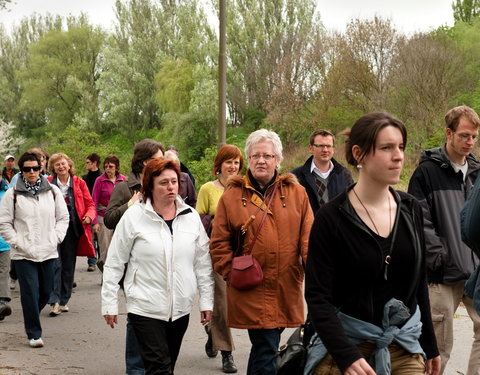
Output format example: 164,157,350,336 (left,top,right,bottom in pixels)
408,145,480,284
